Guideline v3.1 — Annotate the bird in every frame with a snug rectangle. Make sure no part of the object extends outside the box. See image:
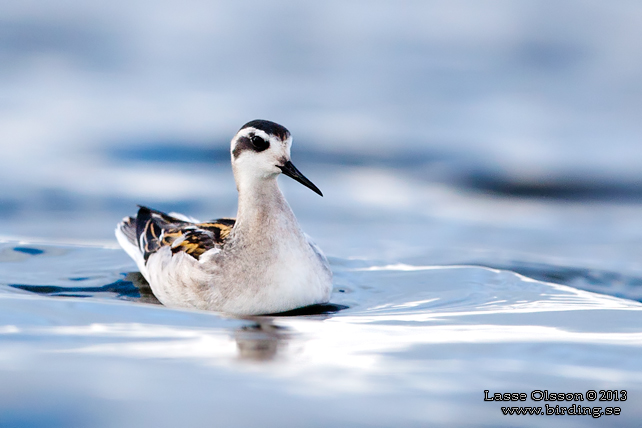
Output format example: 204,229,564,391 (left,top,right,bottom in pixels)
115,120,333,316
